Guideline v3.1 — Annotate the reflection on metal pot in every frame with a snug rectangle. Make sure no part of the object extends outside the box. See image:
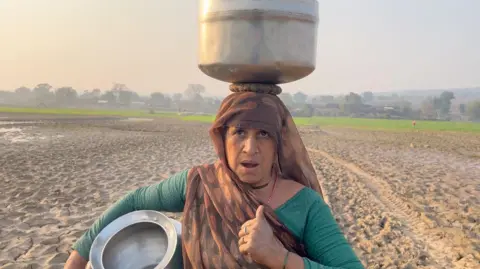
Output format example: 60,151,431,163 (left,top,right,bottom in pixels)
89,210,182,269
198,0,319,84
